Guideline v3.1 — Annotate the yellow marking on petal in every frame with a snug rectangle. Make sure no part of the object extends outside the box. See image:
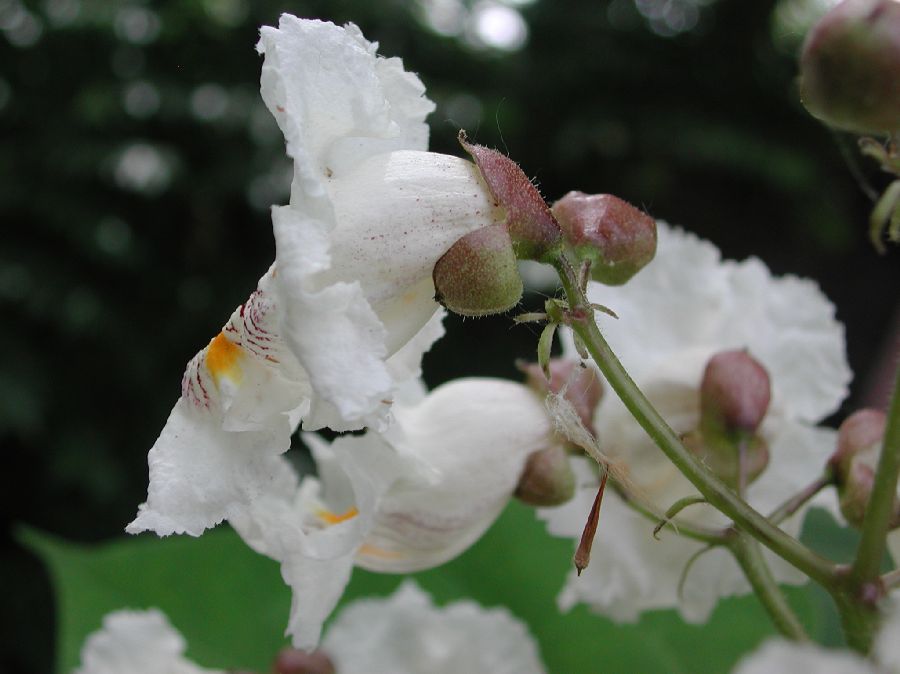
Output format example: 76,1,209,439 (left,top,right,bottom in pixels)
358,543,403,559
318,506,359,525
206,332,243,384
